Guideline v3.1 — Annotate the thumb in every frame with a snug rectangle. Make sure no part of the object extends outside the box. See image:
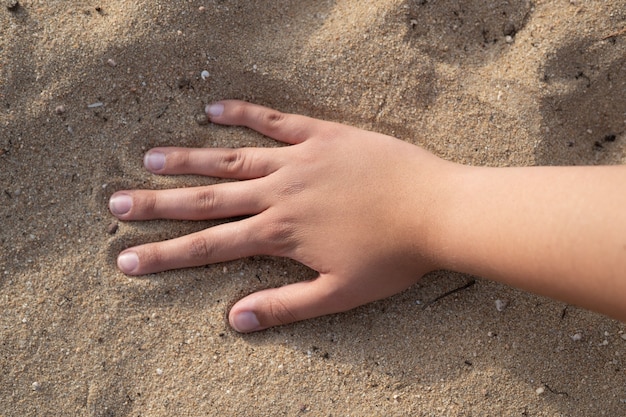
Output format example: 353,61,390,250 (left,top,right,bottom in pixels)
228,274,351,333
